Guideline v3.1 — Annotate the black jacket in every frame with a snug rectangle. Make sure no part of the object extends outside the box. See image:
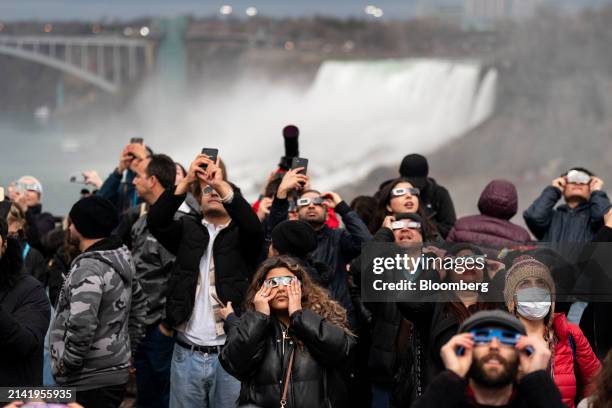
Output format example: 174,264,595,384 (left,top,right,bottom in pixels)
396,267,506,404
25,204,56,255
147,188,264,329
0,273,51,386
348,227,402,385
573,226,612,358
419,178,457,239
220,309,355,408
269,197,372,328
23,242,48,287
412,370,565,408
